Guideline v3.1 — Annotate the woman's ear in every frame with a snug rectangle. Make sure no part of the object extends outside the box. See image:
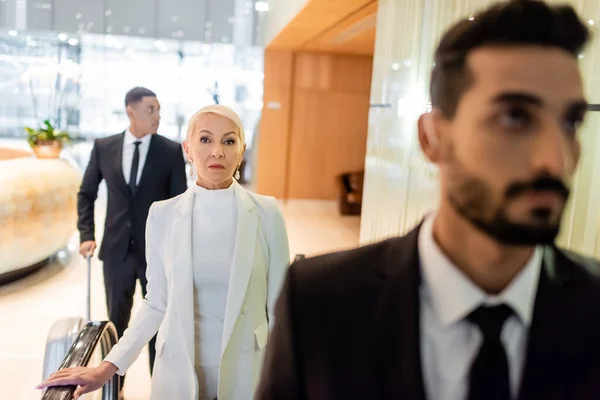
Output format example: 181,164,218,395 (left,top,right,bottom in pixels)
240,143,247,165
